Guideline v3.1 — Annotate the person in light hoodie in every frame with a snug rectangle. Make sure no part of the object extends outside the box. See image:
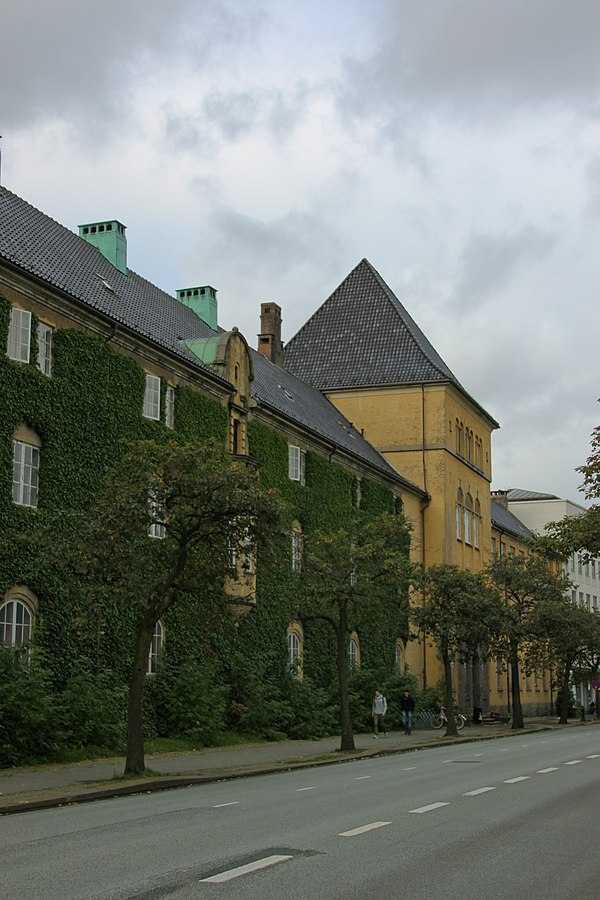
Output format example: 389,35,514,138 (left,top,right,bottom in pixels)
371,689,388,739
